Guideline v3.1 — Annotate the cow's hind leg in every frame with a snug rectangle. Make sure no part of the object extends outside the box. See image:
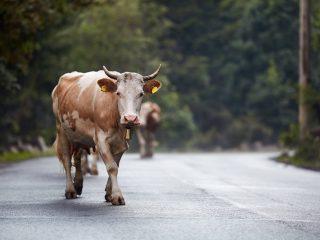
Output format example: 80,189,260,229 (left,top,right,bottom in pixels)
136,128,147,158
145,131,154,158
81,152,90,176
56,131,77,199
91,150,99,175
73,149,84,195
